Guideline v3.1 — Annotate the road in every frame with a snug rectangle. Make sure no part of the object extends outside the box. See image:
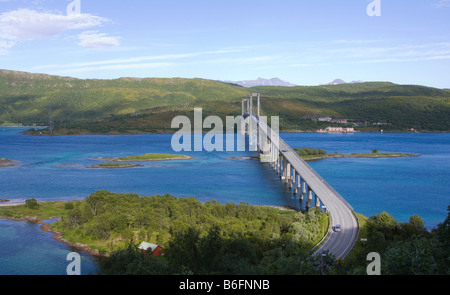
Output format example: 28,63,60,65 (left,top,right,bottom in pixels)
255,117,359,259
